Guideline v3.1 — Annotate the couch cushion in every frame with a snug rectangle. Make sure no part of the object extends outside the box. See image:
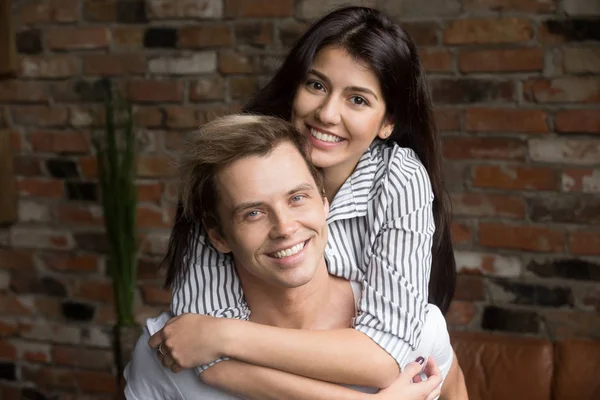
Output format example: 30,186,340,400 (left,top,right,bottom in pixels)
451,331,553,400
553,339,600,400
